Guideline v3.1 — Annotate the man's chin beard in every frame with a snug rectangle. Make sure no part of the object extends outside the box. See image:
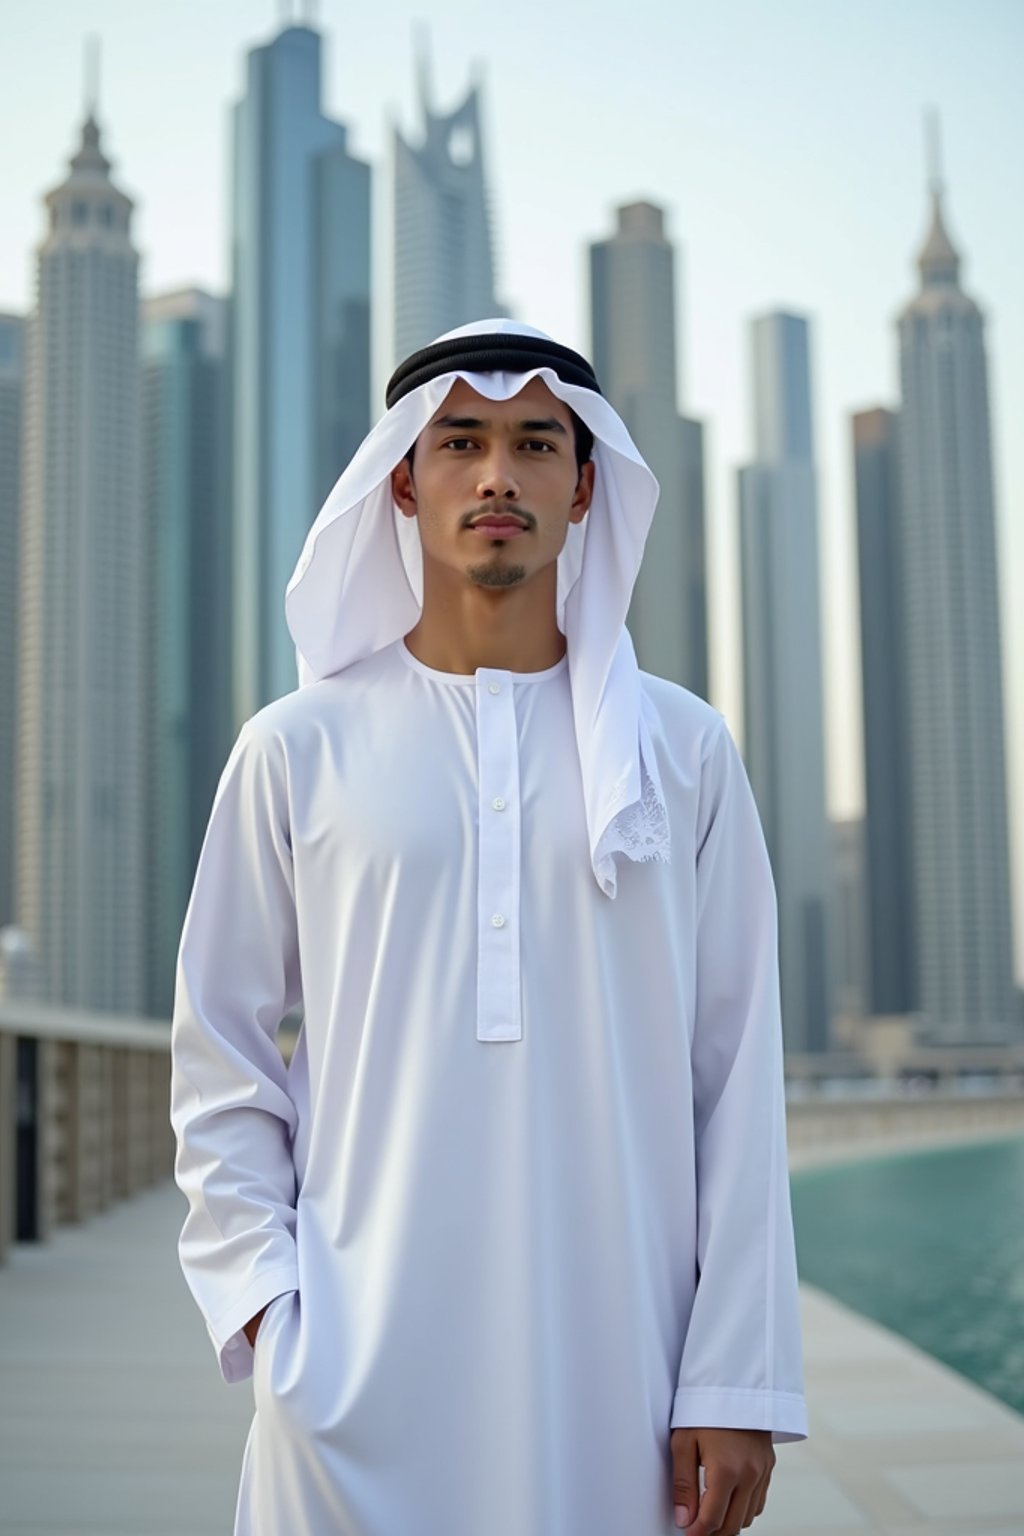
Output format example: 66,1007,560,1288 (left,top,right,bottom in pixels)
467,560,528,589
